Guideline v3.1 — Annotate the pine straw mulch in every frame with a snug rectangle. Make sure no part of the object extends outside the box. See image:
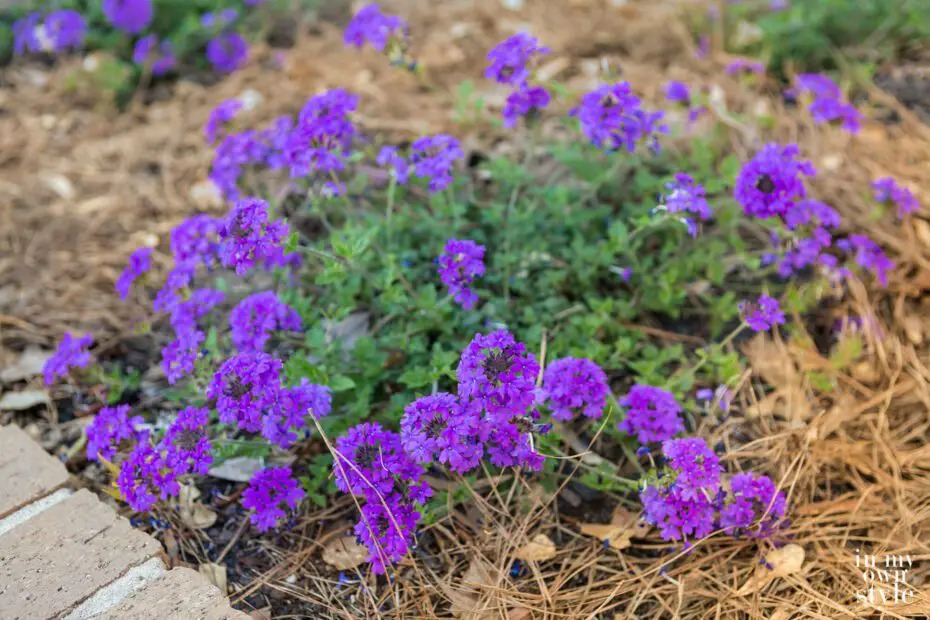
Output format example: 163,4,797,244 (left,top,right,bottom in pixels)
2,0,930,618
